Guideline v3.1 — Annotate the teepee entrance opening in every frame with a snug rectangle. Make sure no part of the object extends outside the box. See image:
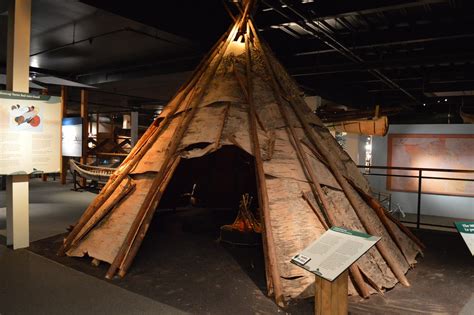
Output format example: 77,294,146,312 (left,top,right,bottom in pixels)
125,145,268,304
159,145,259,213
